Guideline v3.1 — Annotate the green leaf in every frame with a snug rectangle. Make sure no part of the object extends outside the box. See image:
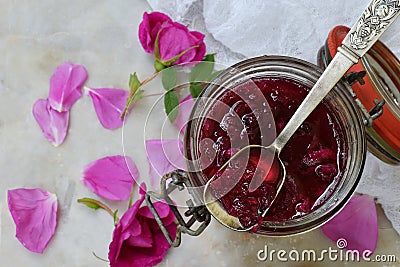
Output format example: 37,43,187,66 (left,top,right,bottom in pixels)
189,61,214,83
208,69,225,81
77,198,103,210
203,53,215,62
162,67,177,91
132,89,144,101
189,53,215,83
189,83,204,98
121,73,143,118
164,90,179,122
129,72,141,95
